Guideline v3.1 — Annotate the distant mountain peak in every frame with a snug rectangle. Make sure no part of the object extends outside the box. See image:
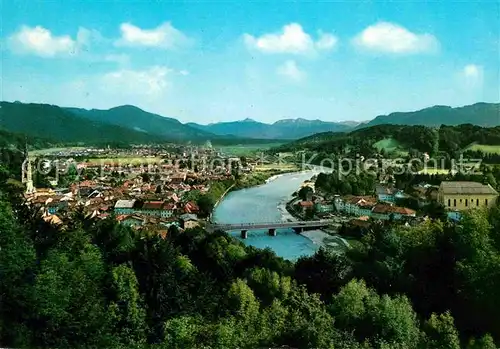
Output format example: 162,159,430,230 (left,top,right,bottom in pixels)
111,105,143,112
242,117,256,122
